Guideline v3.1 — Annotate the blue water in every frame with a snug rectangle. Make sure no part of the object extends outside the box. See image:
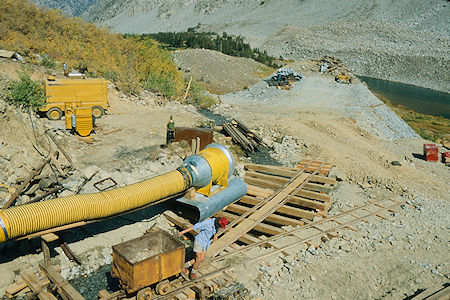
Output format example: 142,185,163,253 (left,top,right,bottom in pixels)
358,76,450,119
